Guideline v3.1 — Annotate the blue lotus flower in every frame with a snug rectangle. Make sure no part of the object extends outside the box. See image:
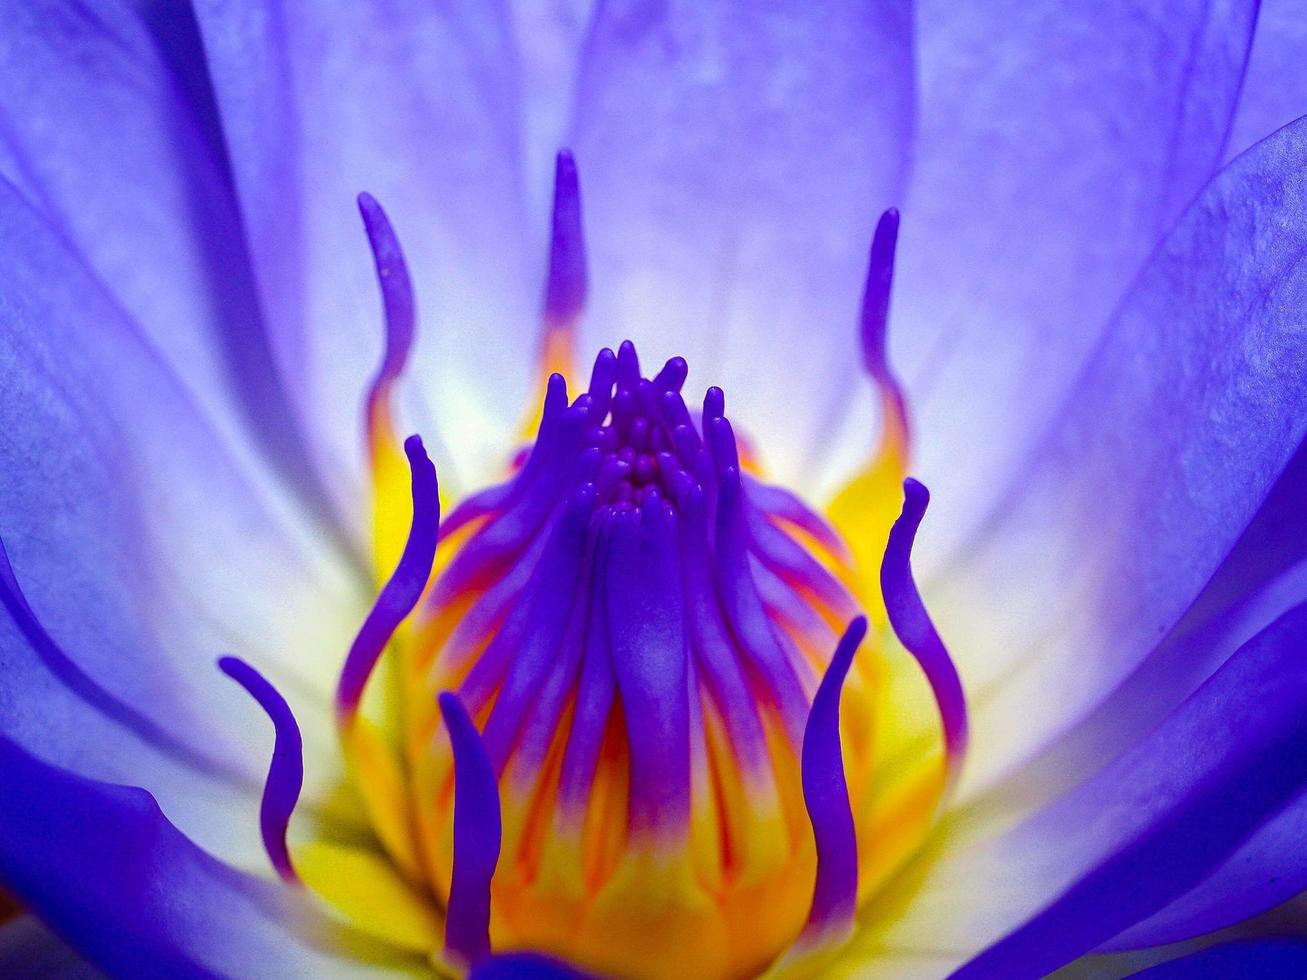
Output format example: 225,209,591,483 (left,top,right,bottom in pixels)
2,2,1307,977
